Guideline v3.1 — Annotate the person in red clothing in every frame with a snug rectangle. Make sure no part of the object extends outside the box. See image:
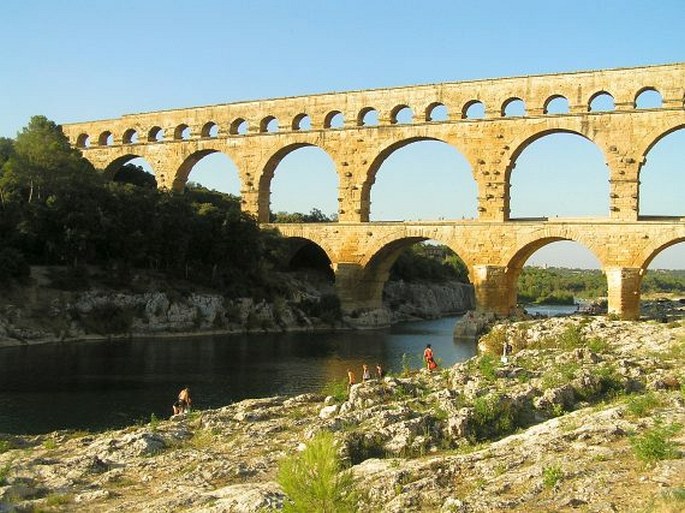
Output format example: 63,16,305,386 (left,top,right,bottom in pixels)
423,344,437,371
